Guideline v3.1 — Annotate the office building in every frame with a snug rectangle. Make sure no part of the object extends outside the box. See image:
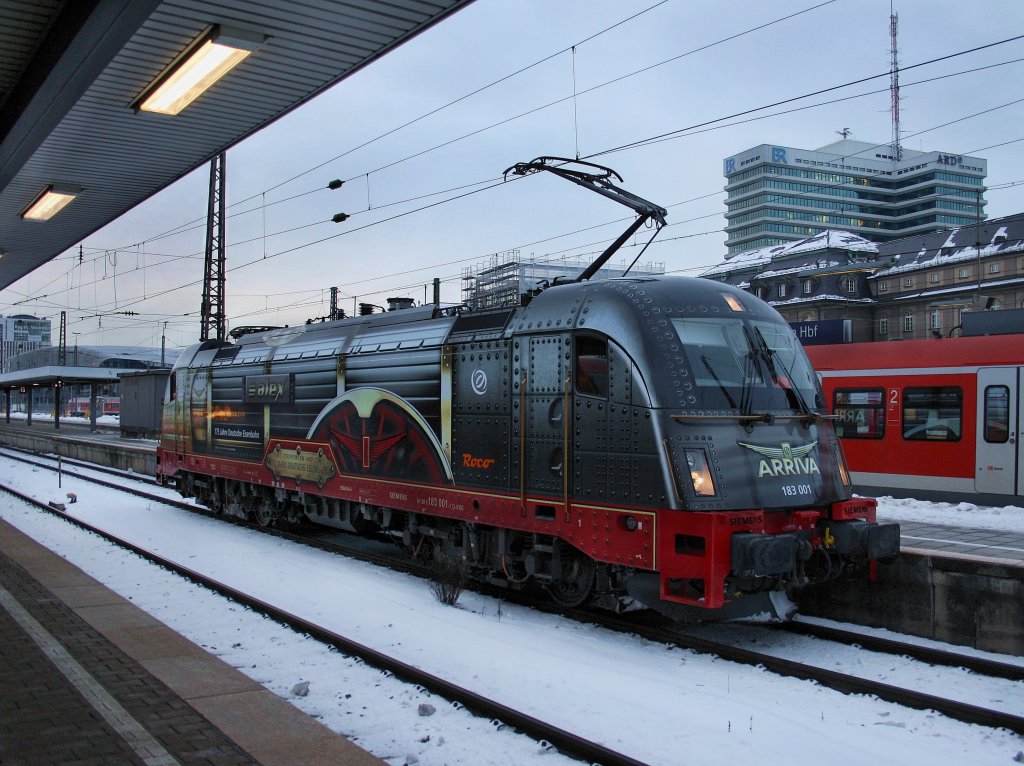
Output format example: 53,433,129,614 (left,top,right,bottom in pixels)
723,139,987,254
